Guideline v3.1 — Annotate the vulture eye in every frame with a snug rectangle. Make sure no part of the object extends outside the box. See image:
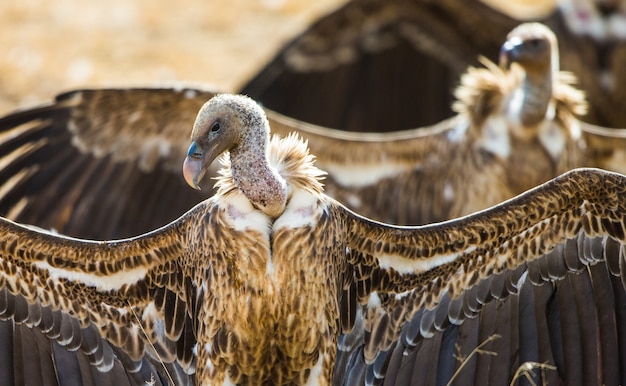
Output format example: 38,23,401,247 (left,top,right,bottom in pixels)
210,122,221,133
527,38,543,48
